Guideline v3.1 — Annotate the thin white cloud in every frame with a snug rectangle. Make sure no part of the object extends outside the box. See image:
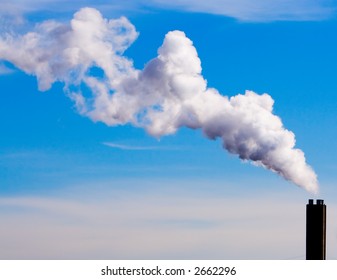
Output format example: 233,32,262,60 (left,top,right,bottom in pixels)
0,0,336,22
145,0,337,21
102,142,174,151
